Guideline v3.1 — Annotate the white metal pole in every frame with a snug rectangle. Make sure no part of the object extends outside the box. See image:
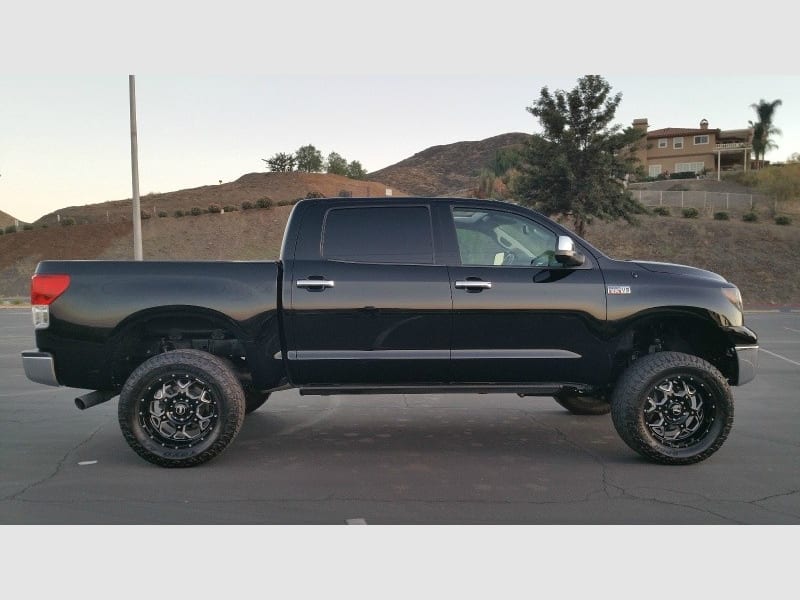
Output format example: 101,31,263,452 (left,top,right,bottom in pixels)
129,75,143,261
